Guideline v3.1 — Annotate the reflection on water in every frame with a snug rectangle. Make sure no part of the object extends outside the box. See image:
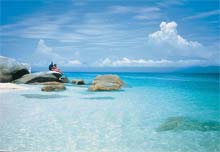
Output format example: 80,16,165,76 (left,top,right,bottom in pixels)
1,73,219,152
